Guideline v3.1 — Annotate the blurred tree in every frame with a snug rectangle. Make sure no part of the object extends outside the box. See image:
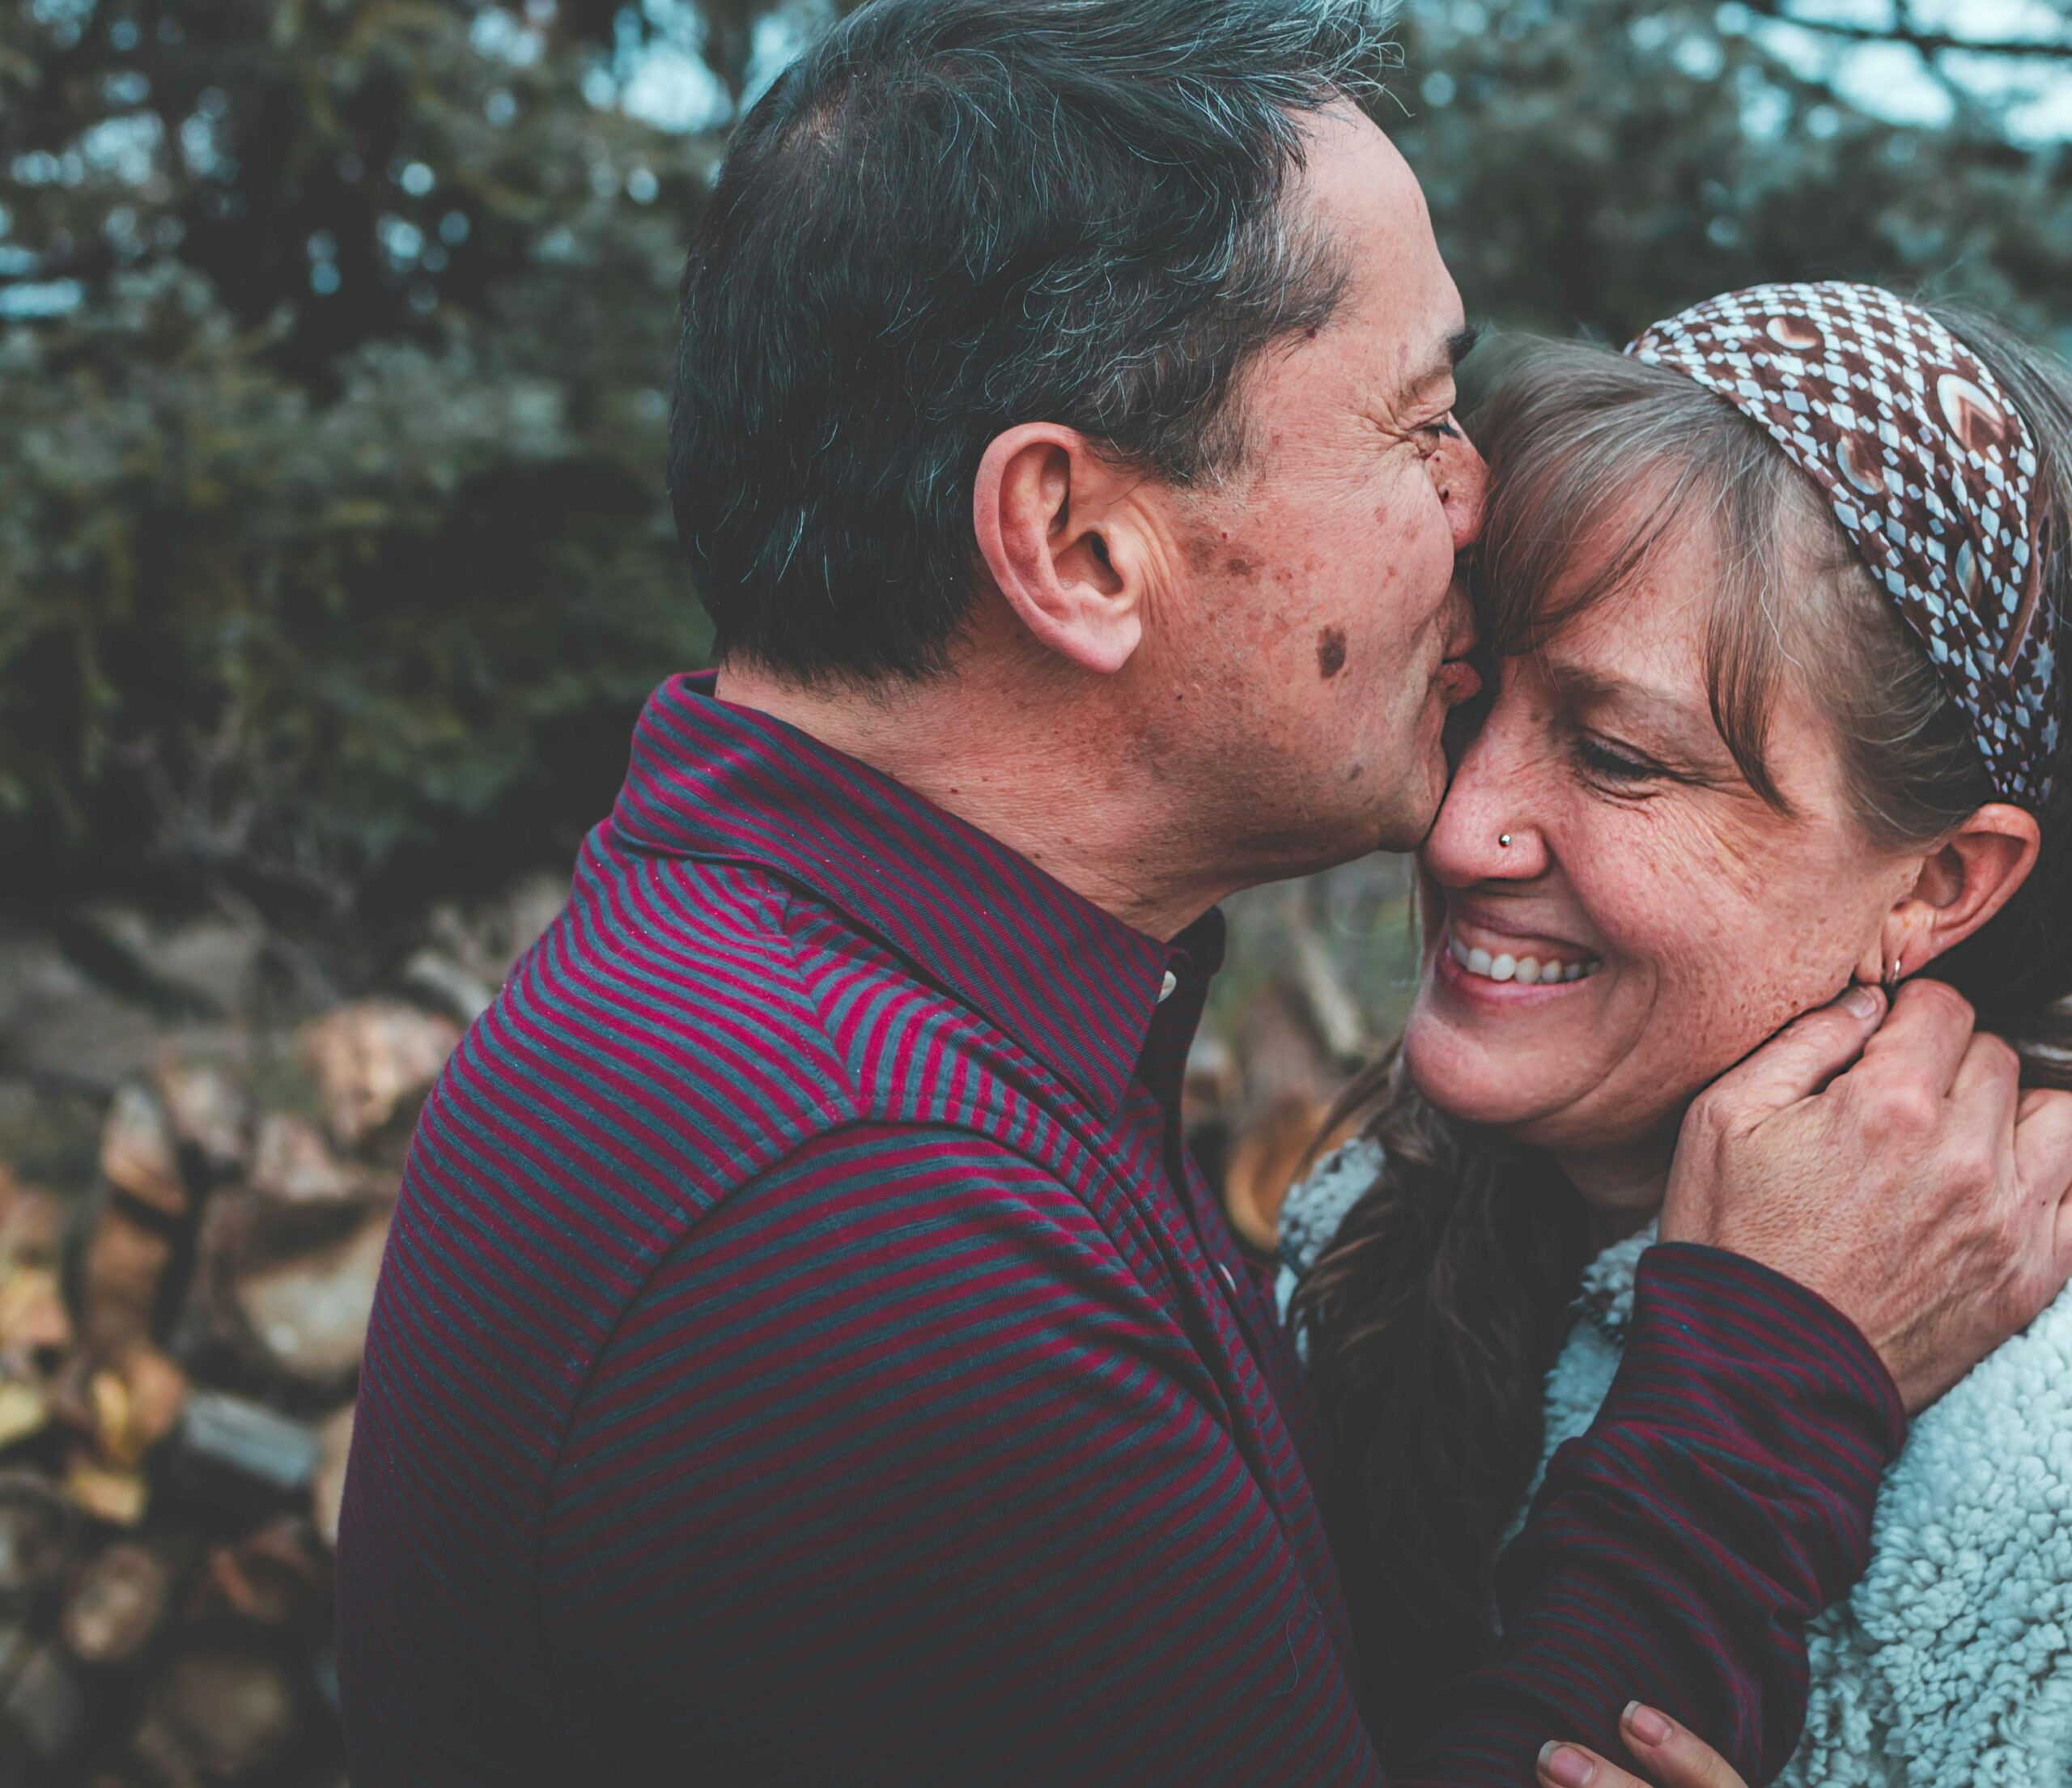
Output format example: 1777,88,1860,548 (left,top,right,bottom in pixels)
0,0,753,931
1390,1,2072,354
0,0,2066,945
